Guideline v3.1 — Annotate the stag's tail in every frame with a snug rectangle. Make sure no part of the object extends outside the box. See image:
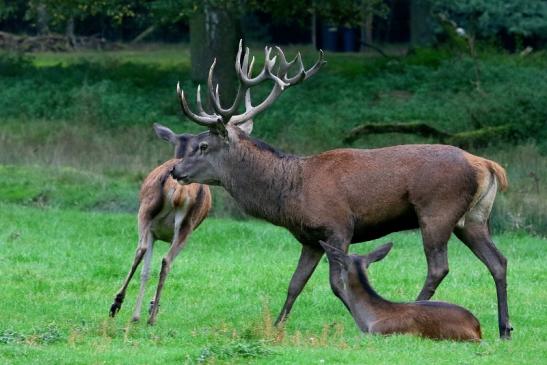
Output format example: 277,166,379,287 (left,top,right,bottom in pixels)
486,160,508,192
